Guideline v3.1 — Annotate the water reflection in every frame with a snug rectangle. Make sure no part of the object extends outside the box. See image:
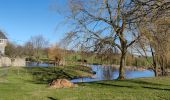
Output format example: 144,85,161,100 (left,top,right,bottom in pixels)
71,65,155,83
102,66,114,80
94,65,115,80
26,63,155,83
26,62,54,67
